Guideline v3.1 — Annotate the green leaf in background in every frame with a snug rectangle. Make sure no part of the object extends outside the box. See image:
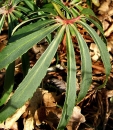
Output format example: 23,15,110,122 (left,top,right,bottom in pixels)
0,22,60,70
86,0,92,7
51,0,70,14
81,8,96,17
0,14,5,33
0,25,65,122
12,0,24,6
0,62,15,106
21,52,30,77
78,21,111,87
71,24,92,103
12,10,23,18
16,5,31,13
24,0,36,11
57,25,76,129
